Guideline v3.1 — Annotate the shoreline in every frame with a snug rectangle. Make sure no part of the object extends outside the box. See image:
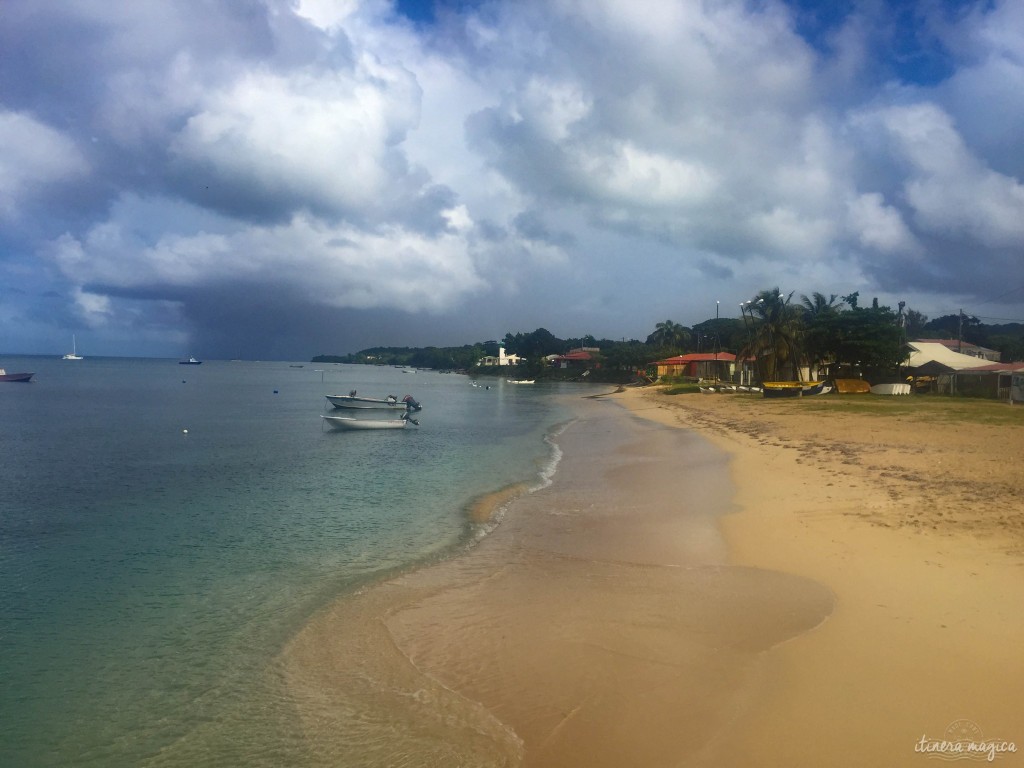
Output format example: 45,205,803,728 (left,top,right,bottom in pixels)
616,386,1024,765
280,393,834,766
